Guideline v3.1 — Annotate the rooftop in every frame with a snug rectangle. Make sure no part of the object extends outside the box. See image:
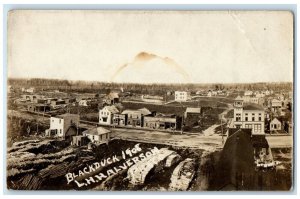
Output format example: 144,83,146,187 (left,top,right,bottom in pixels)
103,105,119,114
83,127,110,135
185,107,201,113
122,108,151,116
235,96,243,101
56,113,79,118
243,103,264,111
